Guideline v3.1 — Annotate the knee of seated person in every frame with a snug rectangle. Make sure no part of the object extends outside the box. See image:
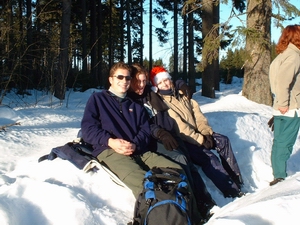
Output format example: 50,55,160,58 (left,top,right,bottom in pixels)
122,170,145,198
173,154,188,165
213,133,229,141
161,158,185,172
170,162,186,176
215,138,230,151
